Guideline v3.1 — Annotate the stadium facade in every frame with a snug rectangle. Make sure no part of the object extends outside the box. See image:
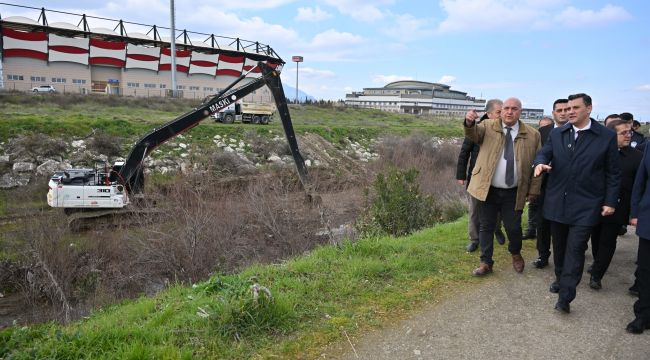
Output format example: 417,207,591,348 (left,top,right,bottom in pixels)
0,4,281,102
345,81,544,120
